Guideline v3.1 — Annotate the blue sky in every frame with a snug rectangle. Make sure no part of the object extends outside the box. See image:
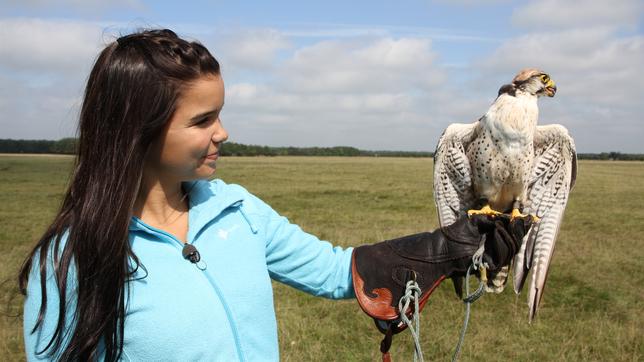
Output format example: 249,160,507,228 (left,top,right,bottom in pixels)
1,0,643,152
